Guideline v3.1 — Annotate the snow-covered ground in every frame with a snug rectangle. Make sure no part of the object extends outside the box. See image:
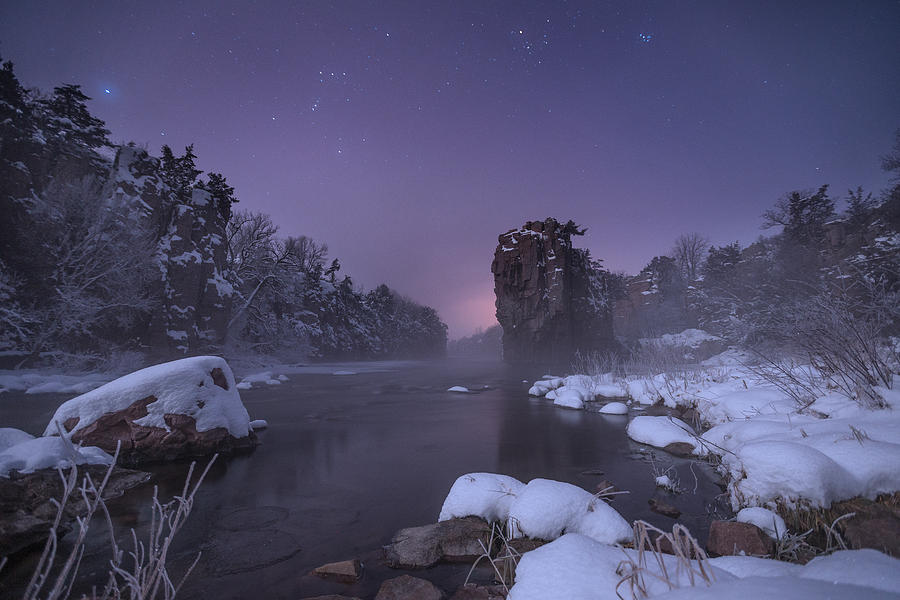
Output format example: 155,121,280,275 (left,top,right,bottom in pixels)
438,472,900,599
527,344,900,513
